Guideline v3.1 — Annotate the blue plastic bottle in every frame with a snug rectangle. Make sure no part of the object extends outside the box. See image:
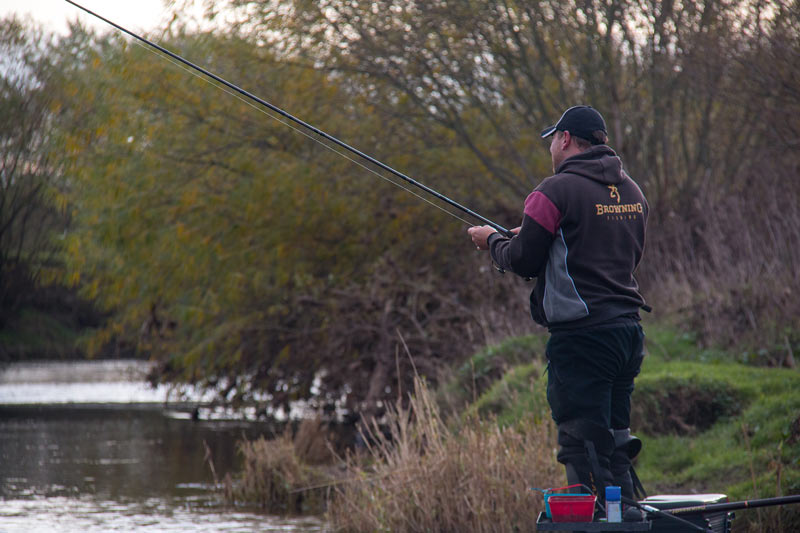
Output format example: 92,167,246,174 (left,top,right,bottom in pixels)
605,485,622,522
